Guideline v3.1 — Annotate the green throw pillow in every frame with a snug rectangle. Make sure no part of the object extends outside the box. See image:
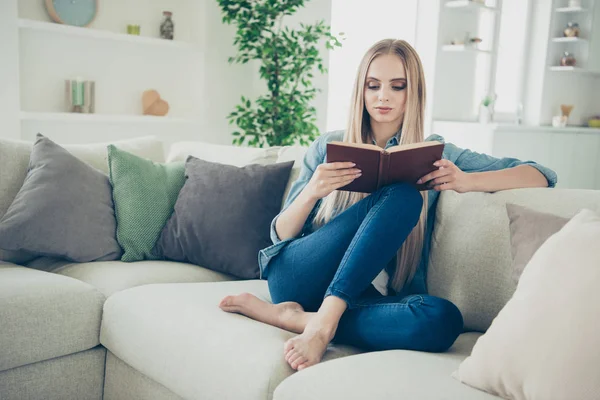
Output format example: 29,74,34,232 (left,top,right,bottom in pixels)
108,145,185,262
